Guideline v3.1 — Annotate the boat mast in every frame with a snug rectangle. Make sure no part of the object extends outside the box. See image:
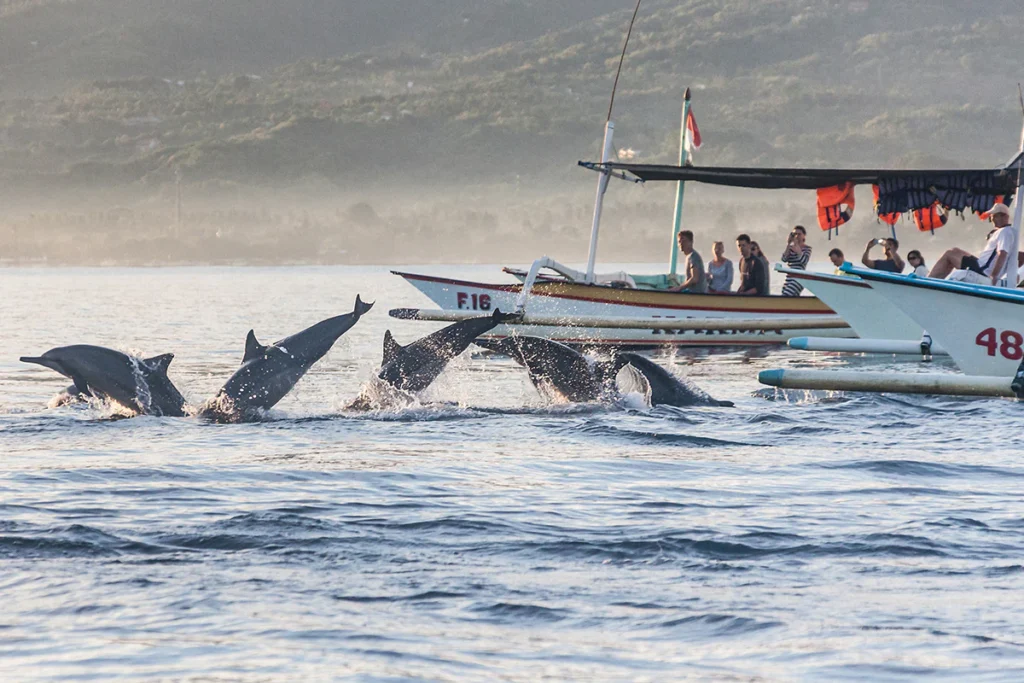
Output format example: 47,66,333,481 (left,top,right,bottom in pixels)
1010,85,1024,287
668,88,692,278
584,0,642,284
